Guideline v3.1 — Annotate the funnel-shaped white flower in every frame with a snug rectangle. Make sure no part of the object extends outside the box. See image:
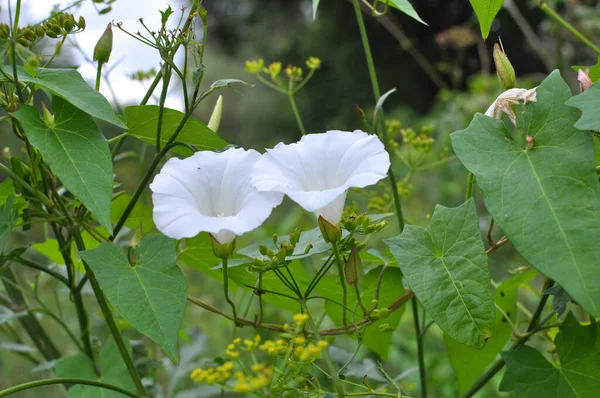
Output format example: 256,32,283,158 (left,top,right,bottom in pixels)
251,130,390,225
485,87,537,125
150,148,283,244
